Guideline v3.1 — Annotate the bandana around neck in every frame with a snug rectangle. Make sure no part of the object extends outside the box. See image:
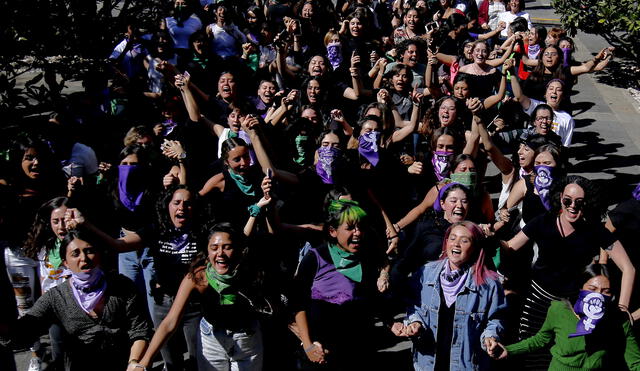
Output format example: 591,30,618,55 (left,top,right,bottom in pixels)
205,263,237,305
316,146,341,184
432,151,454,181
358,131,381,167
534,165,555,210
328,243,362,282
118,165,145,212
528,44,541,59
48,238,63,269
228,169,256,196
440,260,469,307
70,268,107,314
569,290,610,338
327,42,343,70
